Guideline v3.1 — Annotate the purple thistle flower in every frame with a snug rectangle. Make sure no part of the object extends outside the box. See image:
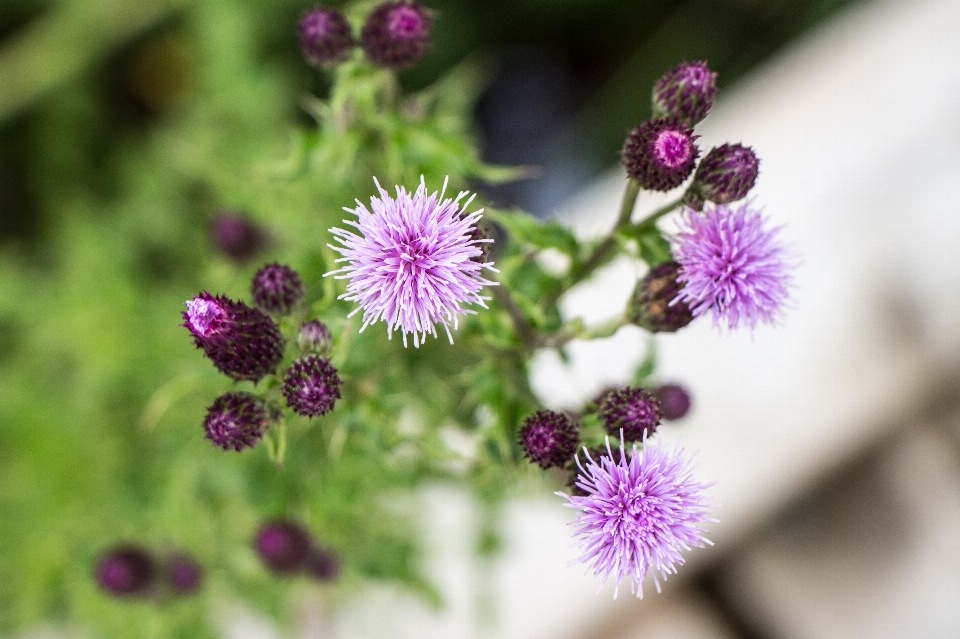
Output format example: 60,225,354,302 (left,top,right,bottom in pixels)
298,6,355,68
95,546,155,596
203,392,271,452
251,263,304,316
652,61,718,128
656,384,692,421
518,410,580,470
297,320,333,355
598,387,662,441
622,120,699,192
182,292,284,382
673,203,792,330
254,521,313,574
688,143,760,209
559,434,714,598
628,261,695,333
282,354,342,417
361,1,433,71
326,177,497,347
